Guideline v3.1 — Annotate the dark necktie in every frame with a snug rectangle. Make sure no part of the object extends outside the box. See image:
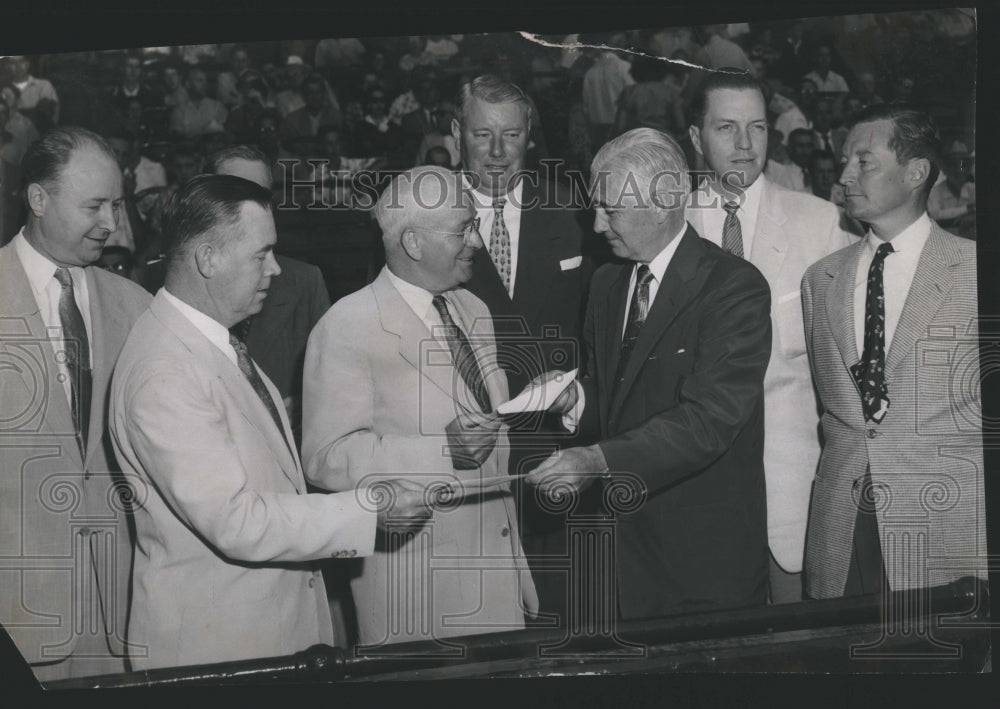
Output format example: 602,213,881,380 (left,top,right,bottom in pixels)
821,133,833,153
431,295,492,413
54,268,91,456
229,333,293,452
613,264,655,395
489,197,511,294
722,201,744,258
850,242,894,423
